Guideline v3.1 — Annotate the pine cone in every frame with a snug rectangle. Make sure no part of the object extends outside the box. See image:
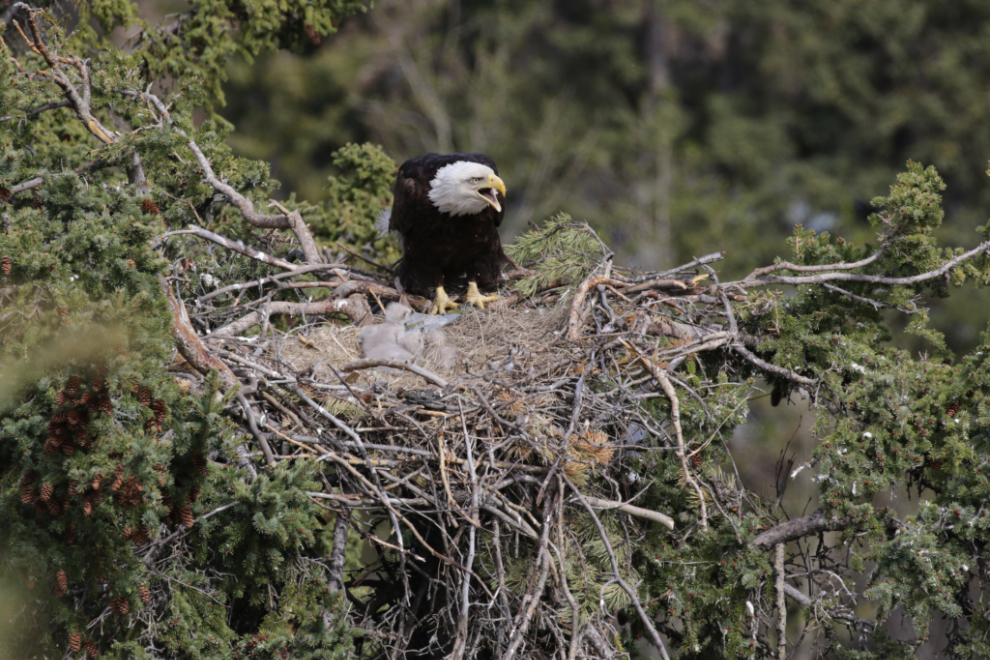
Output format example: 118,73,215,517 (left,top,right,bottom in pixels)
67,409,81,426
68,480,80,496
946,402,961,417
98,396,113,415
43,438,59,455
69,632,82,653
141,198,159,215
131,527,149,546
83,498,93,516
137,386,151,407
66,376,82,397
193,454,208,476
84,639,99,657
110,596,129,615
20,469,38,487
92,473,103,490
32,189,41,209
0,186,11,201
92,491,104,505
180,505,194,528
93,368,106,393
40,483,53,501
66,525,76,545
138,585,150,603
152,399,167,423
122,526,133,541
111,464,125,491
0,255,11,275
60,442,75,457
47,497,66,517
21,485,36,504
55,390,68,406
56,570,67,597
691,451,703,468
189,486,201,503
